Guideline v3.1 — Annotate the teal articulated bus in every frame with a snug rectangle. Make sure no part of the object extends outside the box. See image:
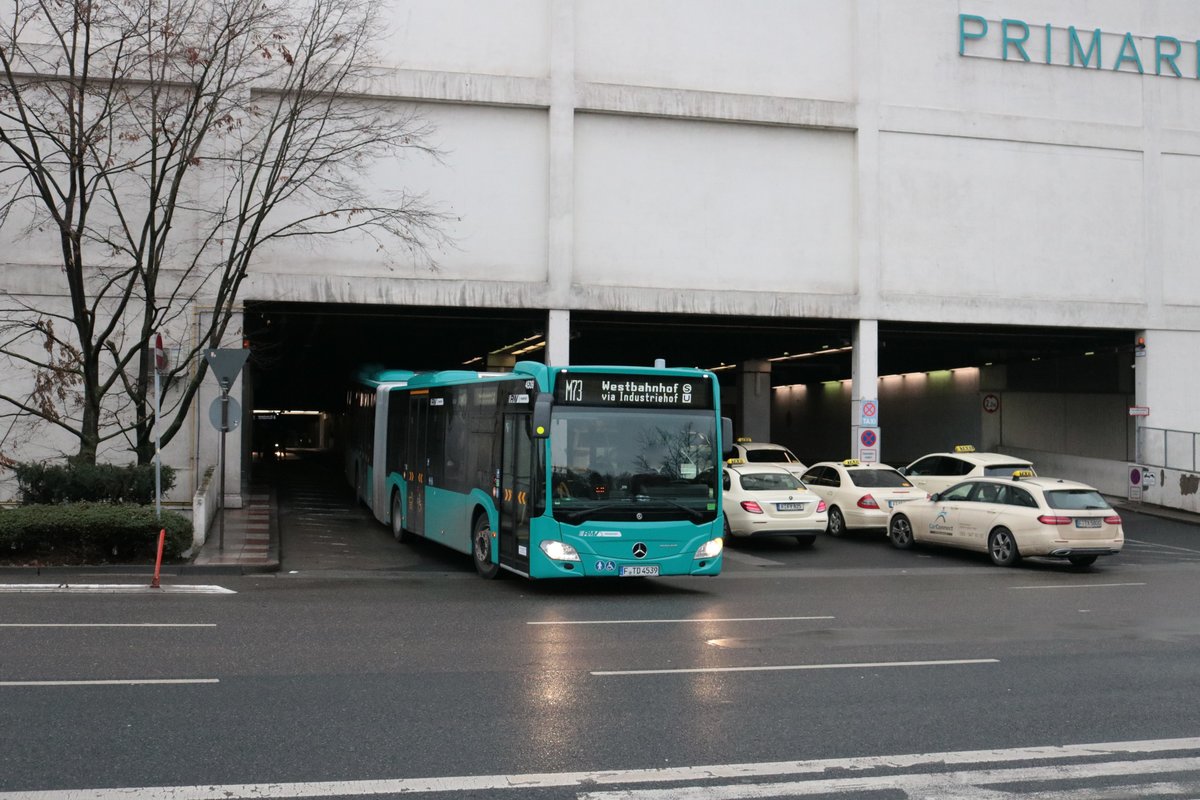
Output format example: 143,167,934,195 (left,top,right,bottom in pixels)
346,362,728,579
